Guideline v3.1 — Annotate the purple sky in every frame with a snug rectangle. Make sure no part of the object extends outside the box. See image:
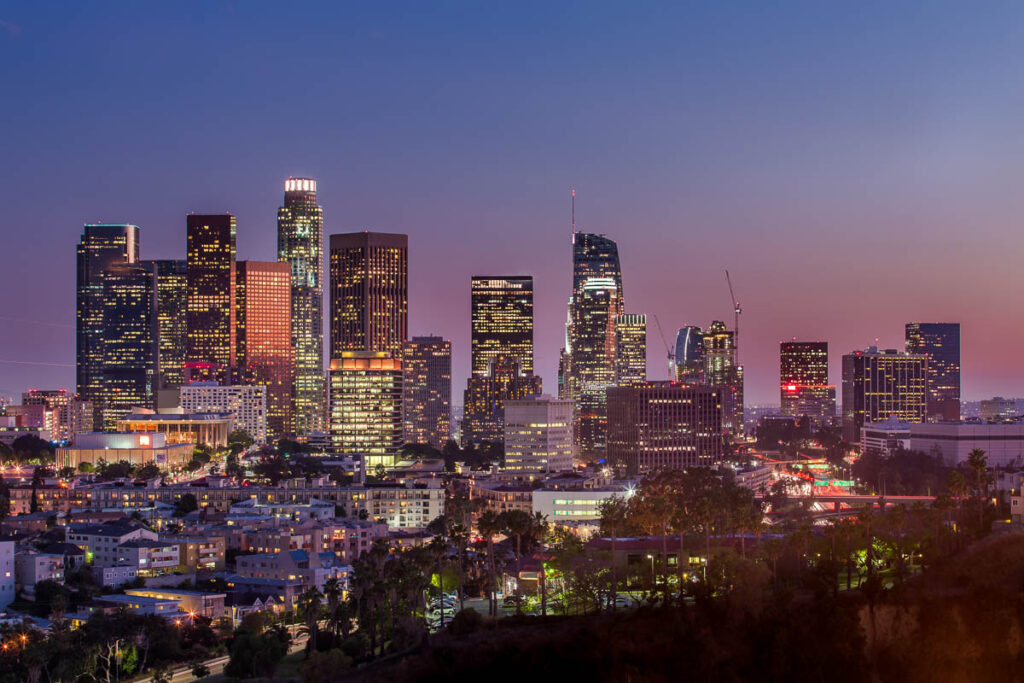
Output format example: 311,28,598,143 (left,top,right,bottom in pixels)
3,2,1024,405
